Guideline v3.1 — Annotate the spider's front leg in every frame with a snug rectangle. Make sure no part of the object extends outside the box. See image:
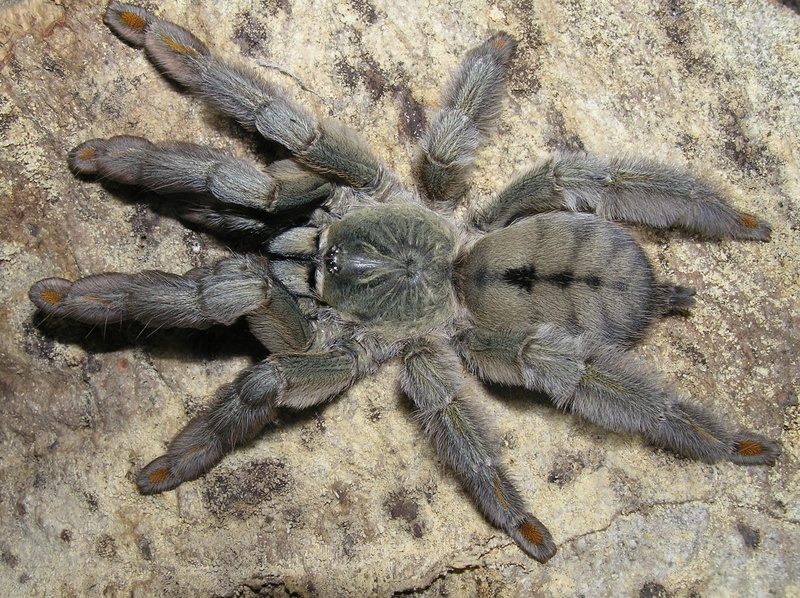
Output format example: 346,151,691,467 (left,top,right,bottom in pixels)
401,337,556,563
458,326,780,465
474,153,771,240
69,136,332,236
139,333,386,493
103,2,388,191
